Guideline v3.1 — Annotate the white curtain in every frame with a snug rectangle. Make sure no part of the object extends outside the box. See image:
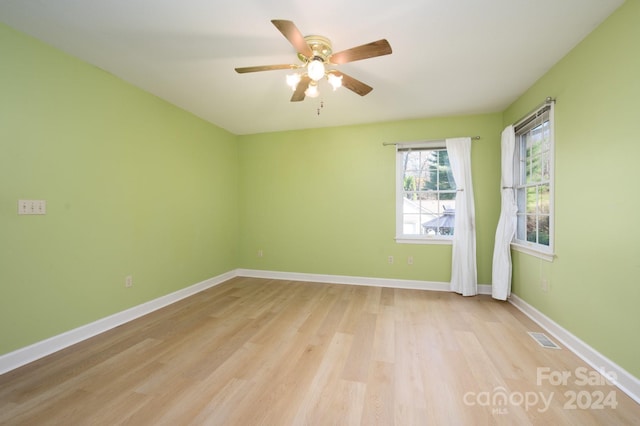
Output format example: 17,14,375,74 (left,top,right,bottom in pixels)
446,137,477,296
491,126,517,300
